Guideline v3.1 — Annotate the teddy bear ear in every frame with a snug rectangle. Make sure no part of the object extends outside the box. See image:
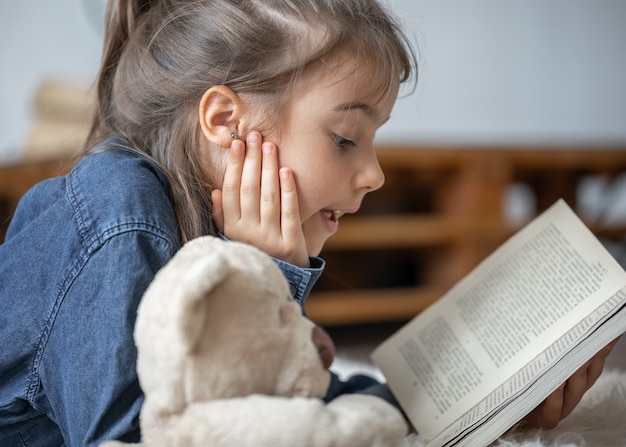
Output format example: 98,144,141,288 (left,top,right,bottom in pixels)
174,240,231,353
